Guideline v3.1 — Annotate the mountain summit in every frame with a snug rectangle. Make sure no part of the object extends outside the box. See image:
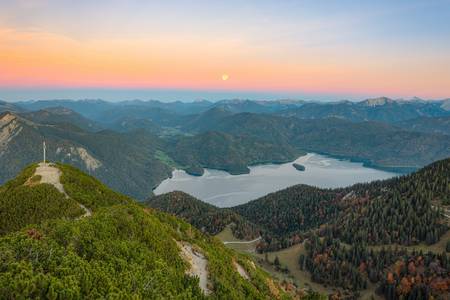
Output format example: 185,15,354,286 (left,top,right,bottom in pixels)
361,97,395,106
